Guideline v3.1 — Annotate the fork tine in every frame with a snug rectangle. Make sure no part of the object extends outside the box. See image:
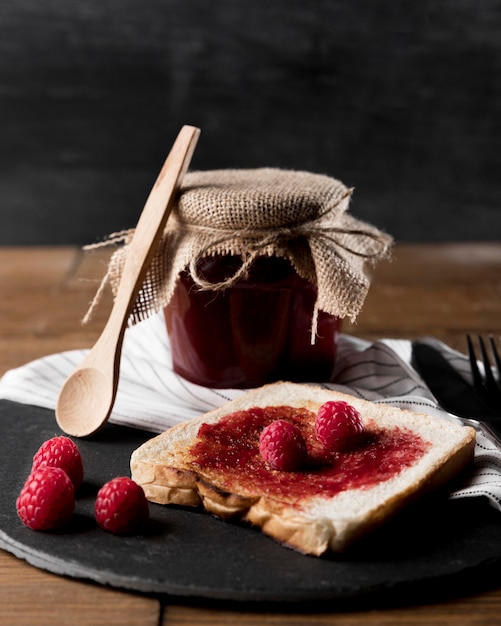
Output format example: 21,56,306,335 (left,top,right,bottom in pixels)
478,335,499,396
489,335,501,389
467,334,484,394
